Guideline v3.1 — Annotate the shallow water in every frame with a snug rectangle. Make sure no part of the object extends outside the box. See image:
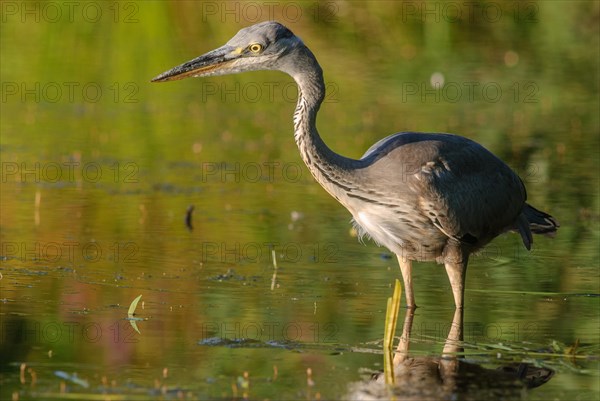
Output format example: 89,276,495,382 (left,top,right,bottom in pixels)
1,2,599,400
